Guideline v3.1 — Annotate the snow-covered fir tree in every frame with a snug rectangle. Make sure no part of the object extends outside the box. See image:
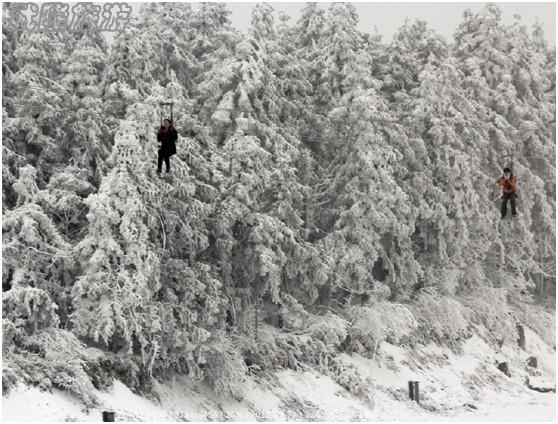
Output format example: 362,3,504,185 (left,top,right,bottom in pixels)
2,1,555,406
59,29,111,182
